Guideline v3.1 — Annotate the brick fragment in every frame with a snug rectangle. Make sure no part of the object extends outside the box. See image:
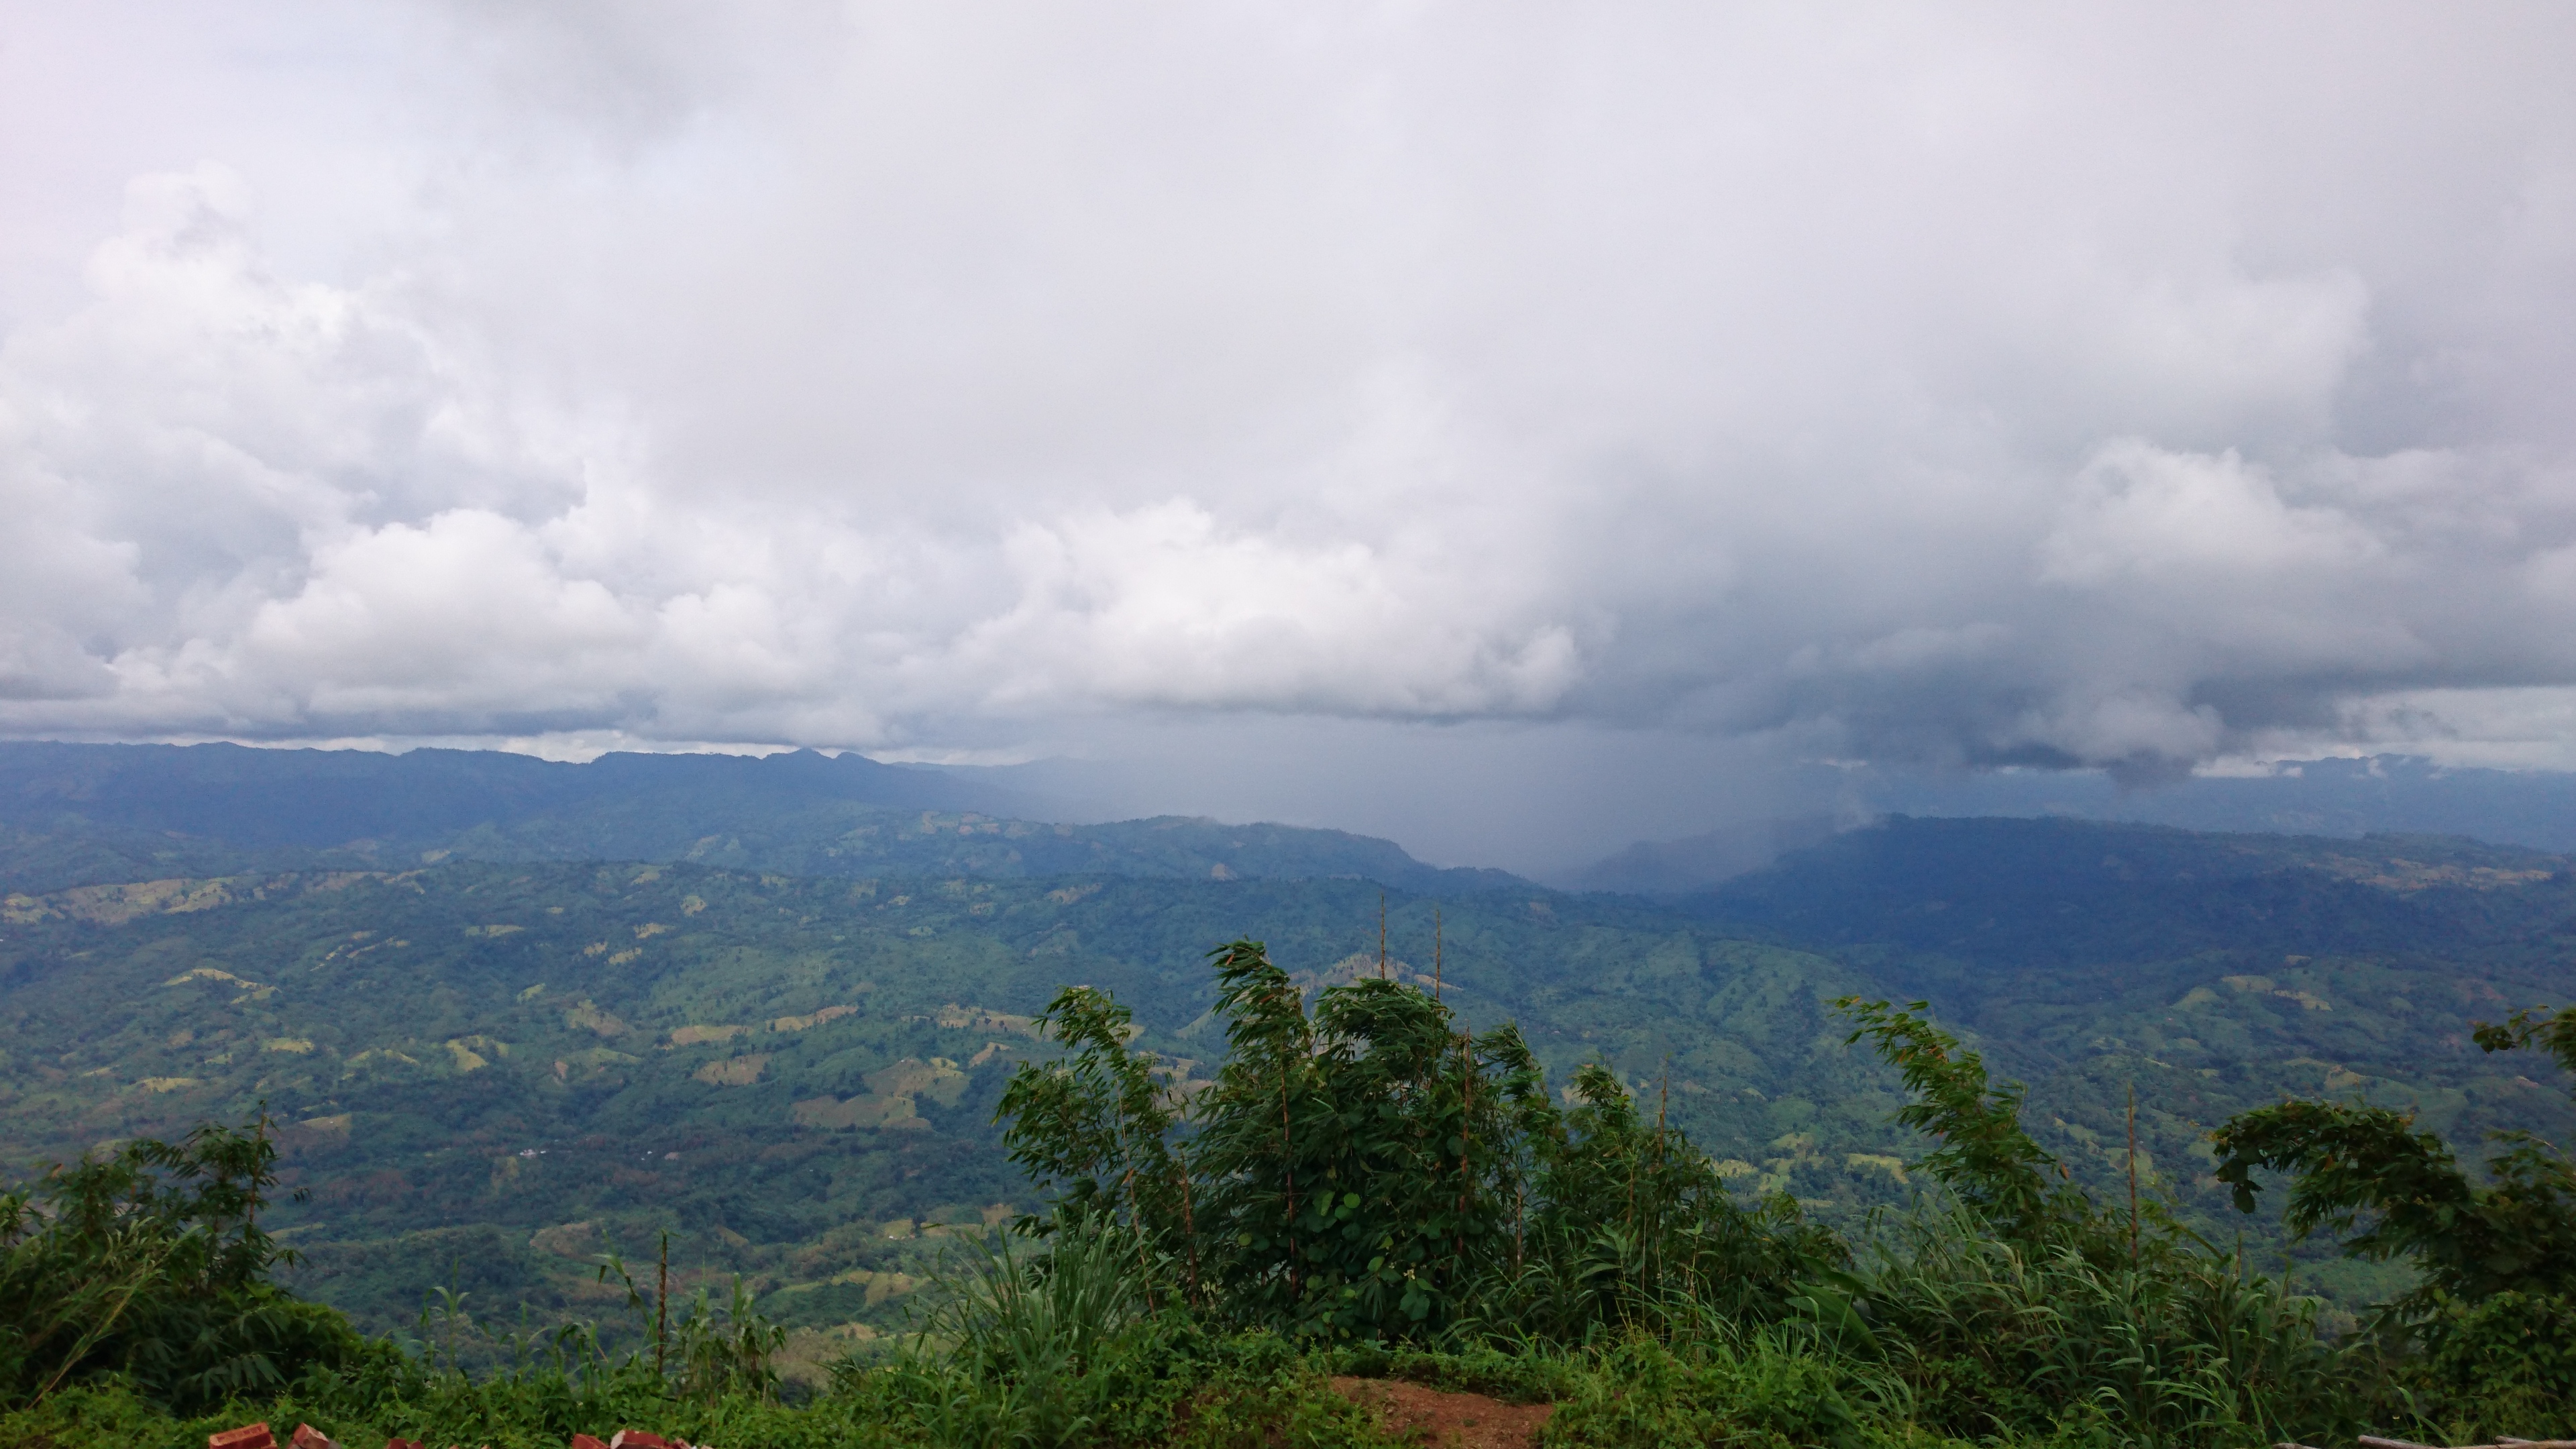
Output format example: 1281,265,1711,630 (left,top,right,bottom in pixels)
291,1426,338,1449
210,1424,276,1449
570,1437,610,1449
